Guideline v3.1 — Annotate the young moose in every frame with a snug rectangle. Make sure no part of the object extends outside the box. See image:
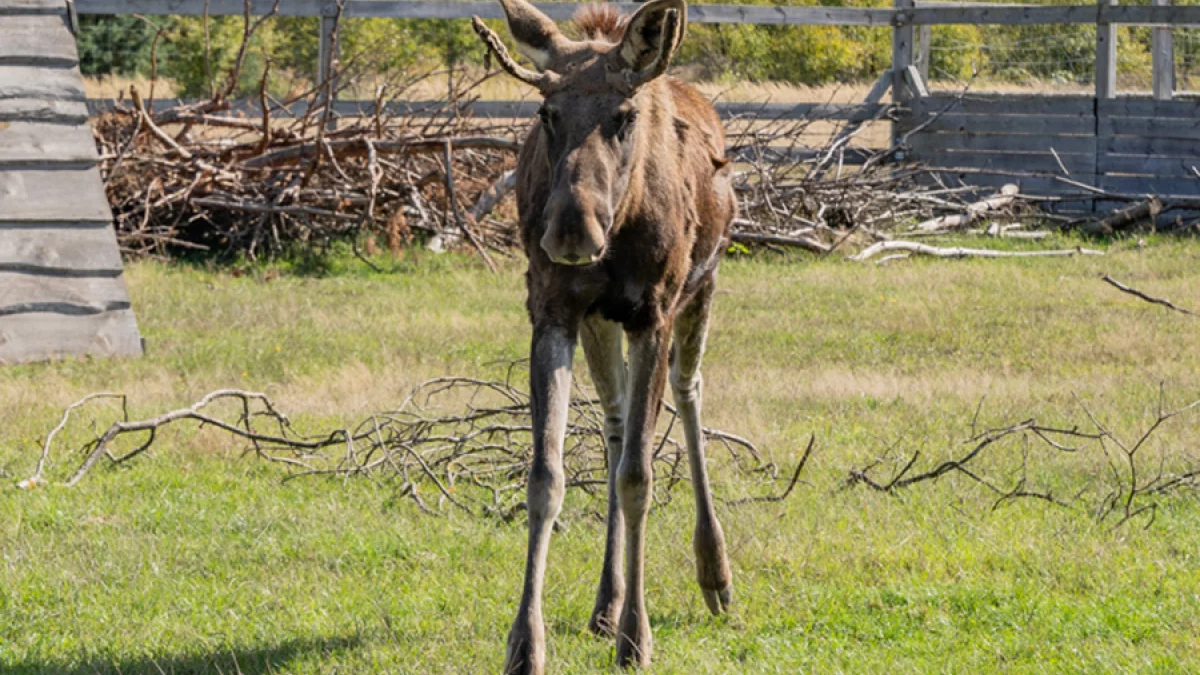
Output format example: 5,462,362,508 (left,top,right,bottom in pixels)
471,0,737,670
